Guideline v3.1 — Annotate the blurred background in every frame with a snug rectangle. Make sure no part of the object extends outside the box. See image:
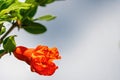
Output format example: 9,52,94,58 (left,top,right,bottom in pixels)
1,0,120,80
